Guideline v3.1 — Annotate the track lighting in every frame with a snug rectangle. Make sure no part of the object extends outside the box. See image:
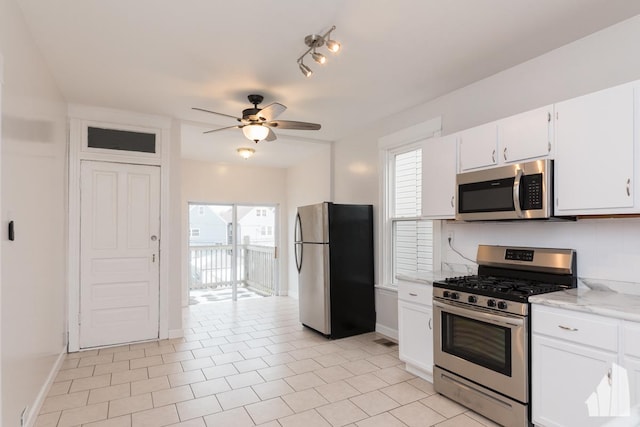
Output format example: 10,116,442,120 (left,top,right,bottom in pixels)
296,25,341,77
